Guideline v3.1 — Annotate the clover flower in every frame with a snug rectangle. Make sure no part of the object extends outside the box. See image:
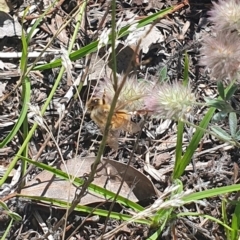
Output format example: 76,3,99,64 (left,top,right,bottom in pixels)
94,75,149,112
208,0,240,33
144,81,195,120
201,31,240,80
